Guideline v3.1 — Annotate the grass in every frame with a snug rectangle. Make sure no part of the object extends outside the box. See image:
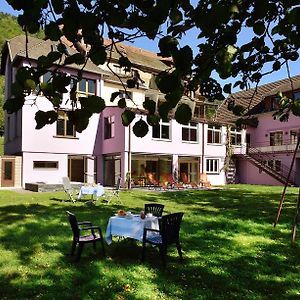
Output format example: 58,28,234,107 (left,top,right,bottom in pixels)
0,184,300,299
